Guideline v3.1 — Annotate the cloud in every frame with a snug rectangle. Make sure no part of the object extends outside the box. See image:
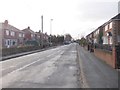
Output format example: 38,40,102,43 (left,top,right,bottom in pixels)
0,0,119,39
